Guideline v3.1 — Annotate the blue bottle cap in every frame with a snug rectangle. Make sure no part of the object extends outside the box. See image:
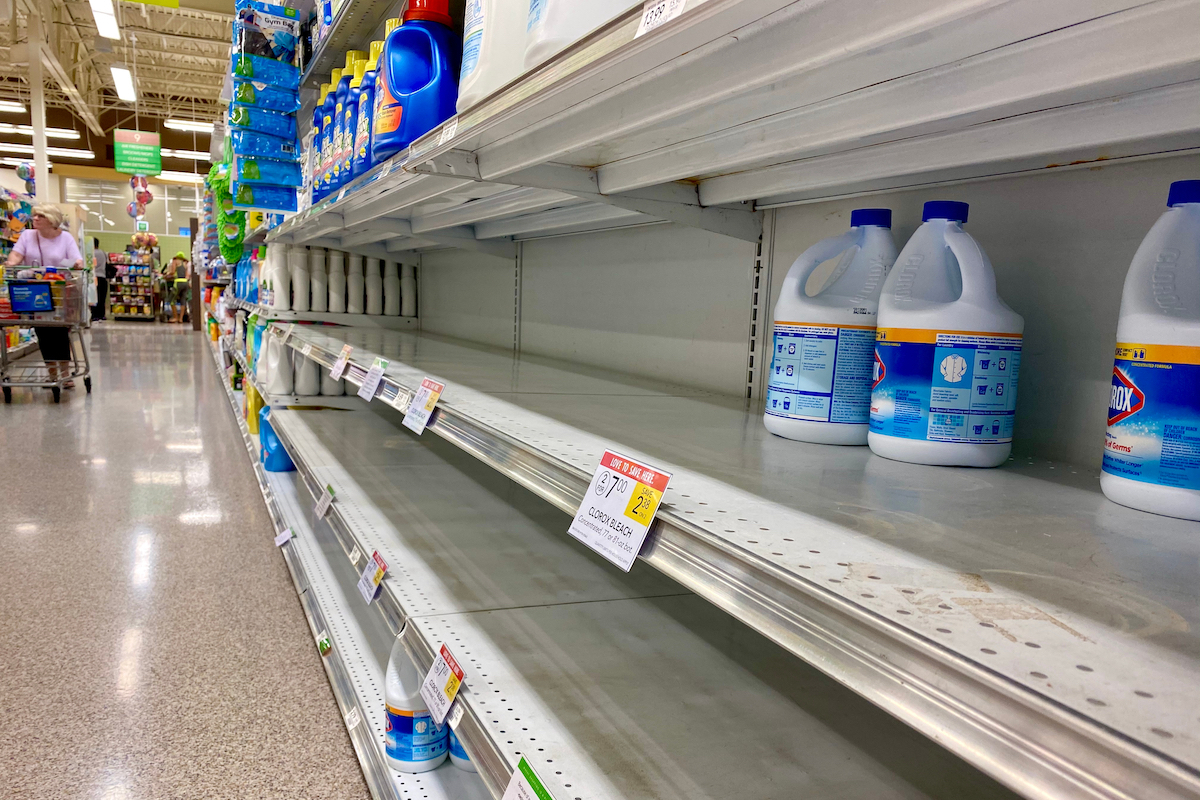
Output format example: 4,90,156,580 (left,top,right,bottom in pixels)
922,200,969,223
850,208,891,228
1167,180,1200,207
